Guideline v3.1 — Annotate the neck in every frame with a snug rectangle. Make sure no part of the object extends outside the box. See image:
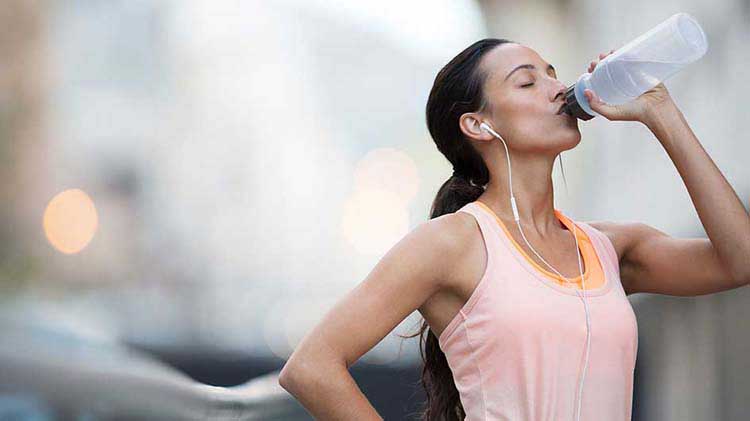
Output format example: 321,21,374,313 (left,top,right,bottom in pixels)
478,149,563,237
